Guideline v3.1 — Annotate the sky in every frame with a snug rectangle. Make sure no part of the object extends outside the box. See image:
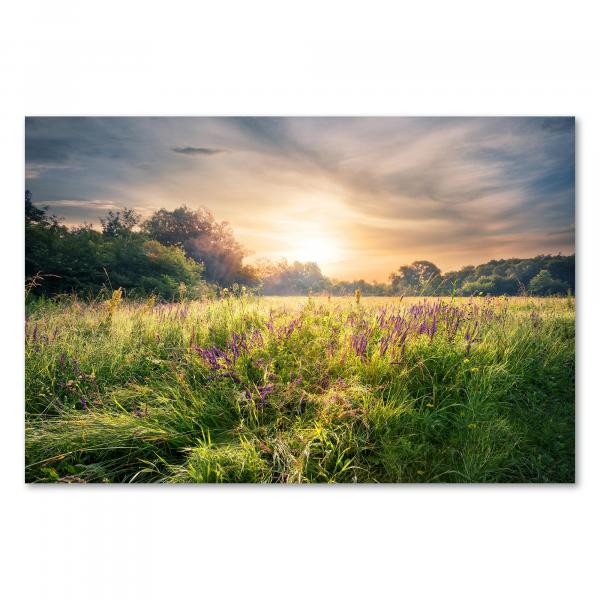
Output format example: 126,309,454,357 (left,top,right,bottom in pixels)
25,117,575,281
